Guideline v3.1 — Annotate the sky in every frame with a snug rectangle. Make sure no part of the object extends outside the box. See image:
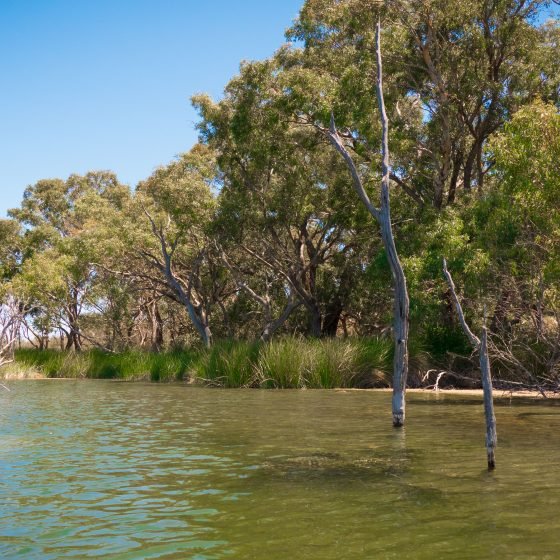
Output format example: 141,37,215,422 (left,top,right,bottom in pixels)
0,0,304,217
1,2,558,220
